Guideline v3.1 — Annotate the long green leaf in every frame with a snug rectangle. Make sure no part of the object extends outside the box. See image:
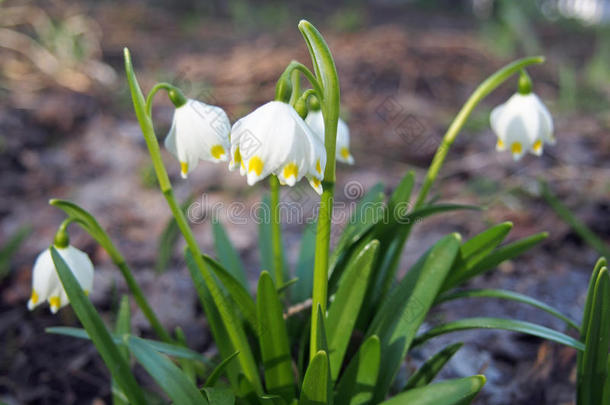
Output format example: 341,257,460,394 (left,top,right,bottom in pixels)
112,296,131,405
202,387,235,405
204,351,240,388
541,181,610,258
299,351,330,405
403,342,463,390
368,204,479,318
49,248,146,405
412,317,585,351
0,225,31,281
436,289,580,331
442,222,513,290
335,335,380,405
577,257,608,391
327,239,379,381
50,199,171,342
372,233,461,401
46,326,214,366
185,250,256,391
257,271,295,402
127,336,207,405
380,375,486,405
577,266,610,405
445,232,548,289
202,254,257,332
212,220,248,288
328,183,385,277
156,196,192,273
293,221,318,304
